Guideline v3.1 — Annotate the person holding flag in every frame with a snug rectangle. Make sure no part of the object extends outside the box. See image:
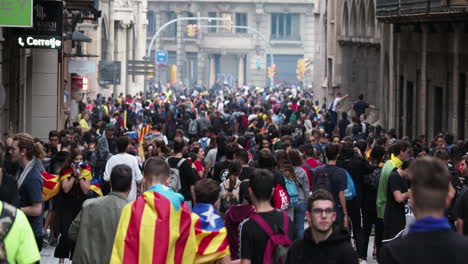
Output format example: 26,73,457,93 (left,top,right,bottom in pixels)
191,179,231,263
111,157,231,264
